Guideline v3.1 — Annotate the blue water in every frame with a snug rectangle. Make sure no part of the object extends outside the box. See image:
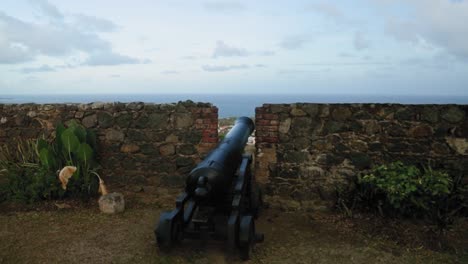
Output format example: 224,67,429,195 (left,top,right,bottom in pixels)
1,94,467,118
